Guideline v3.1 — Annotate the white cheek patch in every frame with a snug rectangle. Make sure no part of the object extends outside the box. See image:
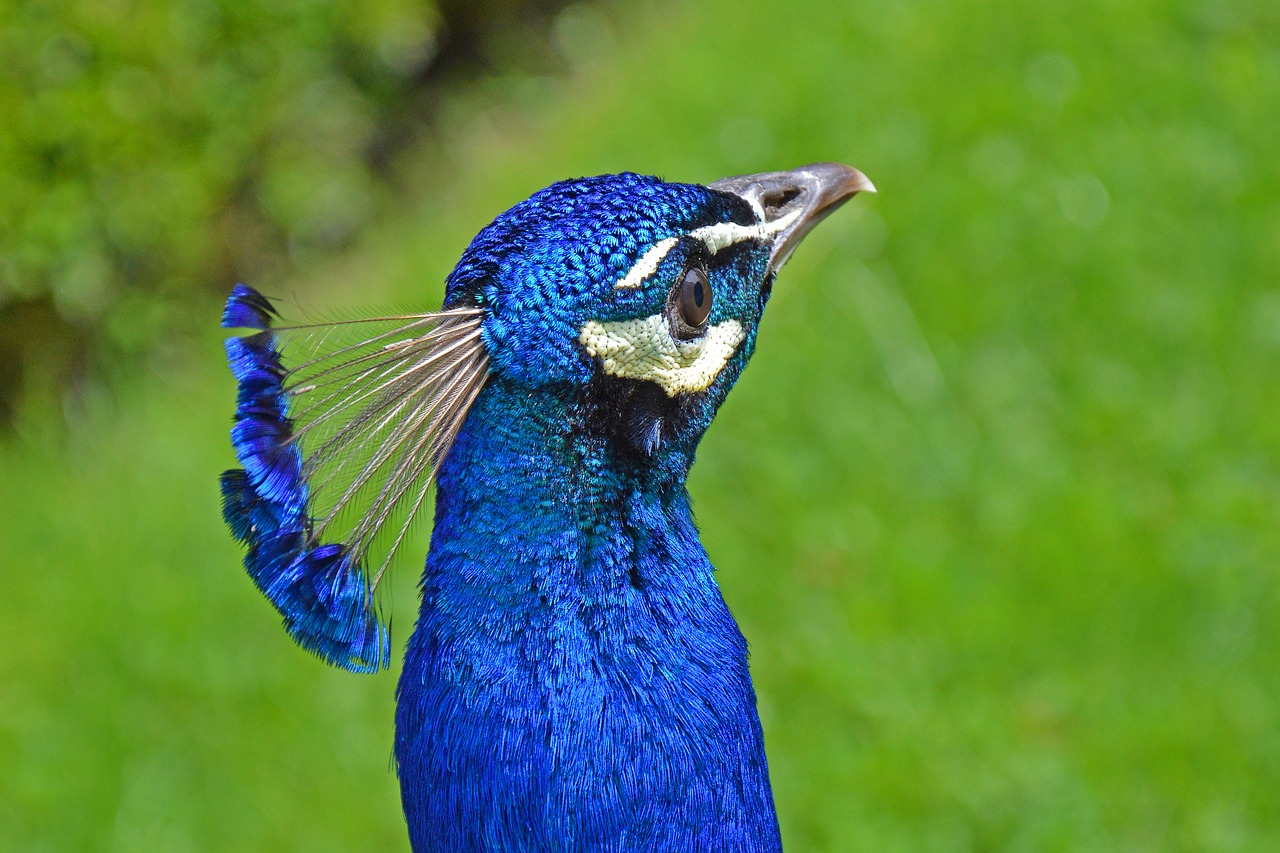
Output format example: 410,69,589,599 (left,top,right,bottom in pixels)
579,315,745,397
